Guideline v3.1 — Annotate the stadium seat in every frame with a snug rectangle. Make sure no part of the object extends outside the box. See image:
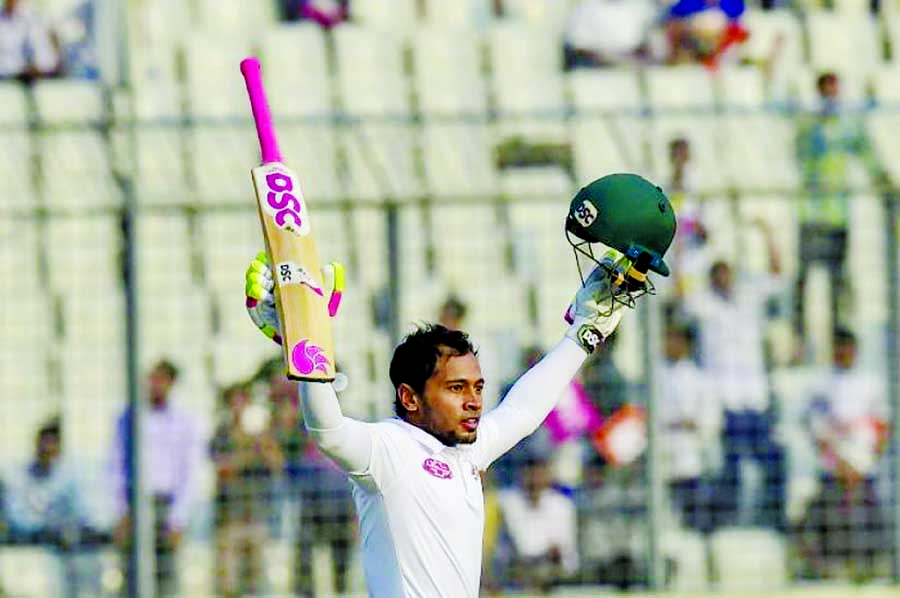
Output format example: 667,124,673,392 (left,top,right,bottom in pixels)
179,540,215,597
568,69,643,113
276,124,343,203
719,66,767,109
428,204,507,287
129,42,181,121
334,25,410,117
412,27,488,116
0,218,47,338
499,0,573,35
0,86,35,209
720,114,800,192
660,530,708,591
347,206,390,294
259,25,332,119
422,0,492,29
0,547,59,596
807,11,882,74
489,22,568,143
870,65,900,104
195,0,277,36
848,194,888,328
34,80,121,210
184,35,257,204
740,9,805,98
867,112,900,182
644,65,716,111
198,210,261,293
0,343,51,461
334,26,420,202
421,122,498,199
710,528,787,589
571,115,649,184
735,195,798,278
351,0,418,40
45,215,121,294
